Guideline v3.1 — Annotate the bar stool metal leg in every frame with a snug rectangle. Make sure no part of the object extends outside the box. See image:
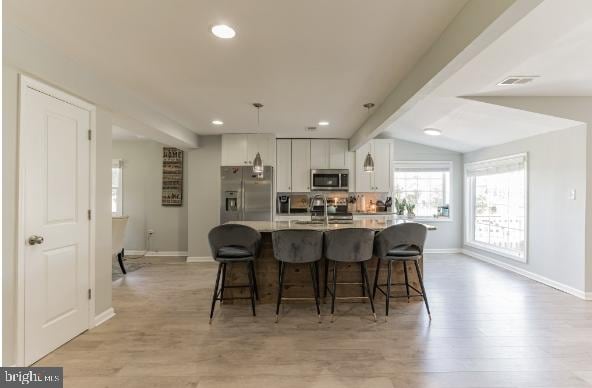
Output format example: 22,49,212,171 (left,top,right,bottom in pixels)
209,262,223,323
247,261,256,317
361,262,377,322
251,262,259,301
275,261,286,323
403,261,410,303
309,263,321,322
331,261,337,322
219,263,227,302
385,260,392,321
323,259,329,298
360,264,366,297
414,260,431,320
372,258,381,299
